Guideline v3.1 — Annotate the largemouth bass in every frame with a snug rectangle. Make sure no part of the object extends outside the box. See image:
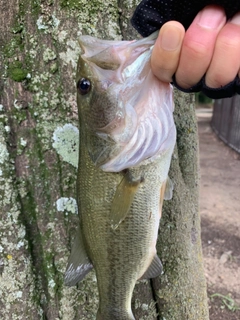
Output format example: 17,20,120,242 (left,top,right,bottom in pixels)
64,32,176,320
